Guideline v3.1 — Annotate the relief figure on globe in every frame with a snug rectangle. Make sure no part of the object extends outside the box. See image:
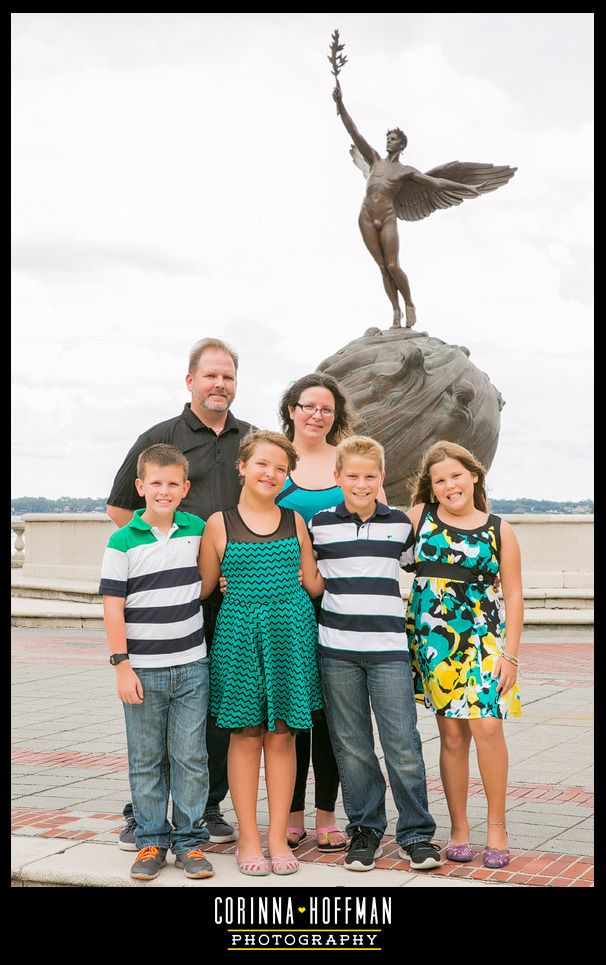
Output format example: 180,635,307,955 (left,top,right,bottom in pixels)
329,30,516,329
